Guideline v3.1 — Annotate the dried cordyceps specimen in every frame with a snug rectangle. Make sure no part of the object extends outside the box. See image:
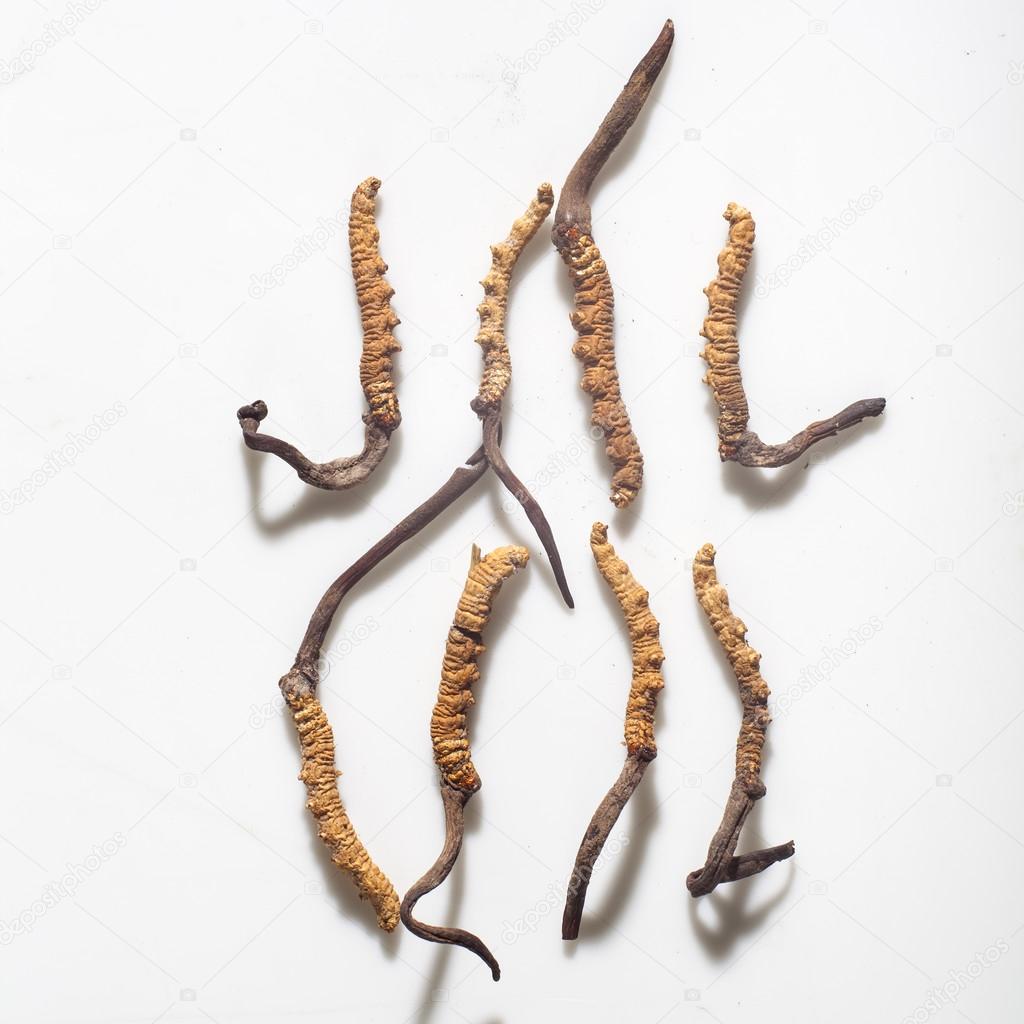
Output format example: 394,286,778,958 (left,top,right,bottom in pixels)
237,176,402,489
552,21,674,508
686,544,794,897
278,443,490,929
562,523,664,940
471,183,574,609
701,203,885,467
401,545,530,981
285,687,400,930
